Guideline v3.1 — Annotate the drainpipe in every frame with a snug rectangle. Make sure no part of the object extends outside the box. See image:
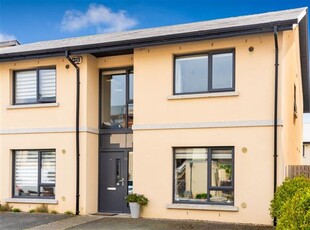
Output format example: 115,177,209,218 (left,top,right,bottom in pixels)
65,51,80,215
273,26,279,227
